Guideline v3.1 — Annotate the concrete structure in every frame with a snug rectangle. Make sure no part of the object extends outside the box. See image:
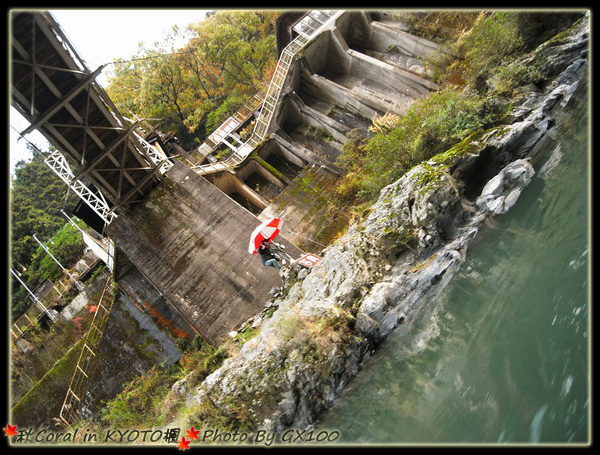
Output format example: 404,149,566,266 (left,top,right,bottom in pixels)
106,162,301,345
103,10,442,345
11,276,182,428
195,10,442,247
